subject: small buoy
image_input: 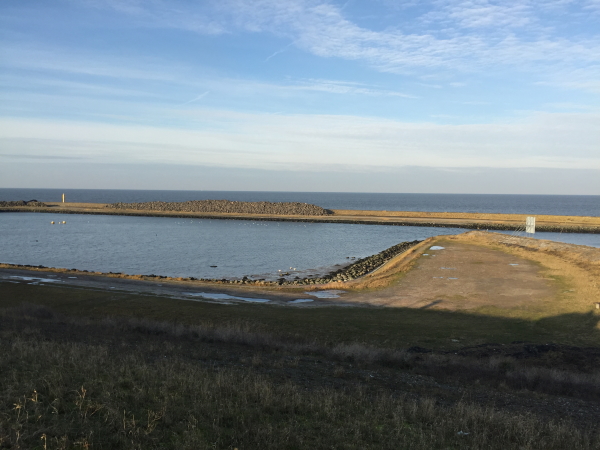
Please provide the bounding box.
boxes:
[51,221,55,224]
[62,221,66,224]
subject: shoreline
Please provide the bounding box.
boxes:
[0,239,423,289]
[2,202,600,233]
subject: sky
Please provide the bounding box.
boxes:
[1,0,599,194]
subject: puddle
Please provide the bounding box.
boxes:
[433,277,444,279]
[306,290,346,299]
[110,287,115,289]
[509,264,519,266]
[430,246,445,250]
[289,299,314,304]
[448,277,459,280]
[422,253,429,256]
[10,276,61,283]
[187,292,270,303]
[440,267,456,270]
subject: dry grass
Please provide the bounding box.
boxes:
[332,209,600,226]
[1,304,598,450]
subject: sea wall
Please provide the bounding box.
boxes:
[108,200,332,216]
[2,203,599,233]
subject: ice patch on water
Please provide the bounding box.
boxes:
[306,290,345,299]
[187,292,270,303]
[10,276,60,283]
[430,246,445,250]
[289,299,314,304]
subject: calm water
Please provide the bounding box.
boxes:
[0,213,465,279]
[2,188,599,216]
[1,213,598,279]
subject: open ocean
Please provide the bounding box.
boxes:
[1,189,599,279]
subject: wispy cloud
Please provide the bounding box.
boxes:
[291,78,417,97]
[2,111,598,171]
[80,0,600,92]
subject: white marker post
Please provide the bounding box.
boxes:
[62,193,65,203]
[526,216,536,234]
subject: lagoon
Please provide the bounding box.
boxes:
[1,212,599,280]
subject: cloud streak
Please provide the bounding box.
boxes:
[2,111,598,172]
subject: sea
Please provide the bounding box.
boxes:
[1,189,599,280]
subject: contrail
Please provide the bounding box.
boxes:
[265,42,294,62]
[180,91,209,105]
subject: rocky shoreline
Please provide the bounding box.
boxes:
[108,200,332,216]
[0,240,421,288]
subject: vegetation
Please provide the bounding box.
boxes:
[1,281,600,449]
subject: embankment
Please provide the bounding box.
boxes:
[1,200,600,233]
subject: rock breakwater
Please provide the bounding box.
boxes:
[0,200,46,207]
[108,200,332,216]
[135,239,420,285]
[155,239,420,286]
[275,240,421,286]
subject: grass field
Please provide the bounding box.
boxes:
[2,281,599,349]
[2,280,600,449]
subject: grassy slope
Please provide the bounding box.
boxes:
[2,304,599,450]
[2,281,599,349]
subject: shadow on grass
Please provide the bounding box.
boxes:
[1,280,599,350]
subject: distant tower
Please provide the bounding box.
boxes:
[62,193,65,203]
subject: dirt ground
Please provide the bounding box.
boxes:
[347,240,556,310]
[341,231,600,316]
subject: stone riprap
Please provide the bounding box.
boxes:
[107,200,332,216]
[0,200,47,207]
[275,239,421,286]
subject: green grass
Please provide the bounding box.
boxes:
[2,282,599,349]
[2,305,598,450]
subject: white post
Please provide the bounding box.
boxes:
[526,216,536,234]
[62,193,65,203]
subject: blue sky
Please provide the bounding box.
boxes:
[1,0,599,194]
